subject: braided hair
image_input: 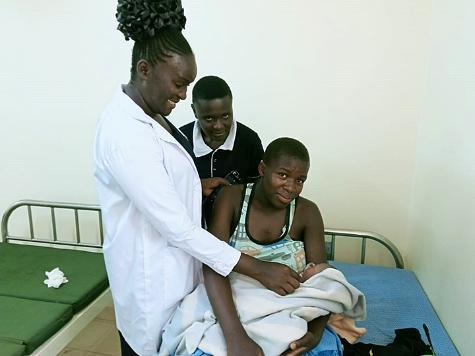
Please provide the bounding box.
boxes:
[116,0,193,80]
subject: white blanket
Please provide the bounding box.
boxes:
[159,268,366,356]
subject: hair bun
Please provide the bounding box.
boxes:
[116,0,186,41]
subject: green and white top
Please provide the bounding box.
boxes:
[229,183,307,273]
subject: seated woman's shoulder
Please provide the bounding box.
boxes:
[219,183,245,199]
[295,196,324,228]
[227,183,245,192]
[296,196,322,214]
[214,184,245,213]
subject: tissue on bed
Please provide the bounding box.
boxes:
[44,267,68,288]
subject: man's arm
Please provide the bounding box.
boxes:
[300,198,328,265]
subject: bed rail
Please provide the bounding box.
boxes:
[324,228,404,268]
[1,200,404,268]
[1,199,103,249]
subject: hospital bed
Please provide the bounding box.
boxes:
[0,200,110,356]
[325,229,459,355]
[0,200,459,355]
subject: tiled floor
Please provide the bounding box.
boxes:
[58,306,121,356]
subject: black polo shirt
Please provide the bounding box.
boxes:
[179,121,264,182]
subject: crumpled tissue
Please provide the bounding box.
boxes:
[44,267,68,288]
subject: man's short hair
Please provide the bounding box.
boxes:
[192,75,232,103]
[263,137,310,166]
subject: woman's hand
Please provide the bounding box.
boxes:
[282,314,329,355]
[253,260,301,295]
[281,331,319,356]
[227,335,264,356]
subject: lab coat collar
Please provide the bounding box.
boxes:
[114,86,186,143]
[114,86,195,163]
[192,119,237,157]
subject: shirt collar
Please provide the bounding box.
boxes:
[192,120,237,157]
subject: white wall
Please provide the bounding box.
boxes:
[0,0,431,265]
[2,0,473,352]
[407,1,475,354]
[0,1,129,207]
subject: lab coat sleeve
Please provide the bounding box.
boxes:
[103,128,240,277]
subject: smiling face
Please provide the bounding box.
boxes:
[192,95,233,150]
[138,53,197,117]
[258,155,309,209]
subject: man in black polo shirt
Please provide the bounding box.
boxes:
[180,76,264,221]
[180,75,264,182]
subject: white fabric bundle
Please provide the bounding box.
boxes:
[44,267,68,288]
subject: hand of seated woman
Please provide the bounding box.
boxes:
[227,333,264,356]
[281,331,318,356]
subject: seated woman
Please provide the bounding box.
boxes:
[159,138,365,356]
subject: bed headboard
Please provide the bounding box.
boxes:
[1,200,103,251]
[324,228,404,268]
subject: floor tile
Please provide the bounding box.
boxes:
[95,306,116,322]
[60,306,120,355]
[58,348,89,356]
[91,326,121,355]
[68,319,115,351]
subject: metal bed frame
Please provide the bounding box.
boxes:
[1,200,111,356]
[324,228,404,268]
[1,200,404,354]
[1,200,104,248]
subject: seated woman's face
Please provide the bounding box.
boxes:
[259,155,309,209]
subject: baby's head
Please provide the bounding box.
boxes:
[300,262,330,281]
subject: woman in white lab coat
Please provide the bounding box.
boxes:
[94,1,300,355]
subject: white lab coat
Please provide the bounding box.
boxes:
[94,88,241,355]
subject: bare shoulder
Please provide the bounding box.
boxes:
[296,196,321,216]
[209,184,246,237]
[294,196,324,228]
[218,184,244,200]
[214,184,245,211]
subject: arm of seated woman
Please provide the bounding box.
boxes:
[284,197,332,354]
[204,185,263,355]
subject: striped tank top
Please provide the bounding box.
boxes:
[229,183,306,273]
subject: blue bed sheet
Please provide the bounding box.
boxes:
[331,262,459,356]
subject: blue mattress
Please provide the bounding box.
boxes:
[332,262,459,356]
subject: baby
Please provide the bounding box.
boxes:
[301,262,367,344]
